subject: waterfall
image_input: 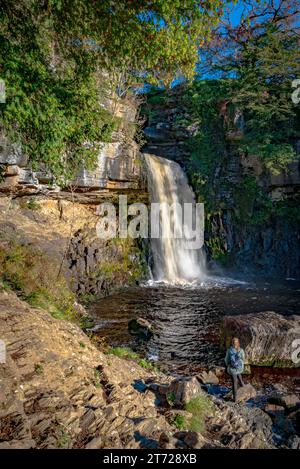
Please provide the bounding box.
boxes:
[144,153,206,284]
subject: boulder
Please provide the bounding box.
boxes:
[182,431,206,449]
[287,435,300,449]
[128,317,154,339]
[269,393,299,410]
[3,165,20,177]
[226,383,257,403]
[165,377,205,406]
[236,384,256,402]
[220,311,300,367]
[212,366,226,378]
[85,436,102,449]
[264,403,285,416]
[287,408,300,433]
[158,431,184,449]
[197,370,219,385]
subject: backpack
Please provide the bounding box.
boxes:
[229,348,242,370]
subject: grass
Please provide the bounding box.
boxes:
[93,369,102,388]
[26,199,41,211]
[0,238,78,323]
[184,396,215,434]
[172,414,186,430]
[106,346,158,370]
[18,197,41,211]
[34,363,44,375]
[56,426,71,449]
[167,391,176,407]
[106,346,139,361]
[79,316,94,330]
[137,359,157,370]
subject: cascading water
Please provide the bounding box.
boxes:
[144,153,206,284]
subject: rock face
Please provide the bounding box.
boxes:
[68,228,147,296]
[220,312,300,367]
[0,96,146,196]
[143,87,300,278]
[0,196,147,298]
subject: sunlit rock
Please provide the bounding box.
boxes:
[220,311,300,367]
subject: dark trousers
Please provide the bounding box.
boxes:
[231,373,244,401]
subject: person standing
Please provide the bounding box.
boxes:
[225,337,245,402]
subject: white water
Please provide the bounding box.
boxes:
[144,153,206,284]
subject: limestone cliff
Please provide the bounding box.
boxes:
[0,93,149,299]
[0,94,146,195]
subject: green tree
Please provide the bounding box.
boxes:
[198,0,300,174]
[0,0,229,182]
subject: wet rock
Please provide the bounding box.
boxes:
[165,377,205,406]
[128,317,154,339]
[220,312,300,367]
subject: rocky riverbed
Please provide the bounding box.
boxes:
[1,290,299,449]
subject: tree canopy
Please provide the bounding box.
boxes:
[196,0,300,175]
[0,0,230,182]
